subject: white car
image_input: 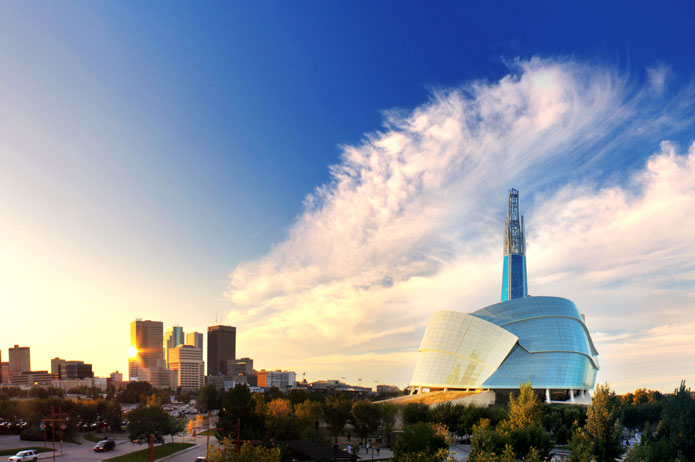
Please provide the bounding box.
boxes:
[8,450,39,462]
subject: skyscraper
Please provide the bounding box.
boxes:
[164,325,185,367]
[207,325,236,376]
[186,332,203,349]
[129,319,165,380]
[501,188,528,301]
[8,345,30,372]
[169,344,204,390]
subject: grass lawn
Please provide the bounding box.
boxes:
[0,447,55,456]
[104,442,195,462]
[196,429,218,437]
[83,433,102,443]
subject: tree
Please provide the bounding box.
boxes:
[583,384,623,462]
[198,384,221,412]
[217,384,265,440]
[127,404,180,443]
[398,448,454,462]
[323,395,352,444]
[104,398,122,432]
[403,403,430,425]
[655,380,695,462]
[119,381,154,404]
[295,400,321,439]
[207,438,282,462]
[393,422,448,461]
[351,400,381,443]
[266,398,295,440]
[503,382,541,430]
[379,403,399,445]
[568,430,593,462]
[469,419,505,462]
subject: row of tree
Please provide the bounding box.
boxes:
[211,384,399,444]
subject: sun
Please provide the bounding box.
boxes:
[128,346,138,358]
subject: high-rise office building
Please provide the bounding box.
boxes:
[129,319,165,381]
[50,357,92,379]
[186,332,203,350]
[8,345,30,373]
[164,326,185,367]
[501,188,528,301]
[169,345,204,391]
[51,358,65,376]
[207,325,236,375]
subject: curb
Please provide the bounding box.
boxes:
[155,443,201,462]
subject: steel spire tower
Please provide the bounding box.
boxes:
[501,188,528,301]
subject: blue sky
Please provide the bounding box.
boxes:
[0,2,693,392]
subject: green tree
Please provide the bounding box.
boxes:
[379,403,399,445]
[398,448,454,462]
[351,400,381,443]
[568,429,593,462]
[207,438,282,462]
[583,384,623,462]
[469,419,505,462]
[127,404,180,443]
[295,399,322,439]
[198,384,221,412]
[393,422,448,461]
[503,383,541,430]
[217,384,265,440]
[104,398,122,432]
[119,381,154,404]
[403,403,431,425]
[323,395,352,445]
[656,380,695,462]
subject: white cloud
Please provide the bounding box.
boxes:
[225,57,695,392]
[646,63,670,95]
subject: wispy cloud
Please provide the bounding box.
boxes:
[225,57,695,391]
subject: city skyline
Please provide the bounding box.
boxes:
[1,3,694,393]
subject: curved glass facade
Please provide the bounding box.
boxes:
[410,297,599,391]
[410,311,518,389]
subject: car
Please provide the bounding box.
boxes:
[93,439,116,452]
[8,450,38,462]
[195,457,207,462]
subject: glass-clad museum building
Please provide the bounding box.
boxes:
[409,190,599,401]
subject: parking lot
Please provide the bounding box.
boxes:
[0,434,208,461]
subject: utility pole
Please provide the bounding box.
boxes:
[41,405,68,462]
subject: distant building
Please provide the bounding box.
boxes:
[51,358,93,380]
[0,362,8,384]
[376,384,401,394]
[53,377,108,392]
[110,371,123,382]
[51,358,65,376]
[186,332,203,350]
[9,370,57,386]
[164,326,185,367]
[140,367,177,389]
[129,319,165,381]
[308,380,372,394]
[169,345,204,391]
[227,357,254,376]
[257,370,296,389]
[9,345,30,373]
[207,325,236,375]
[61,362,94,380]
